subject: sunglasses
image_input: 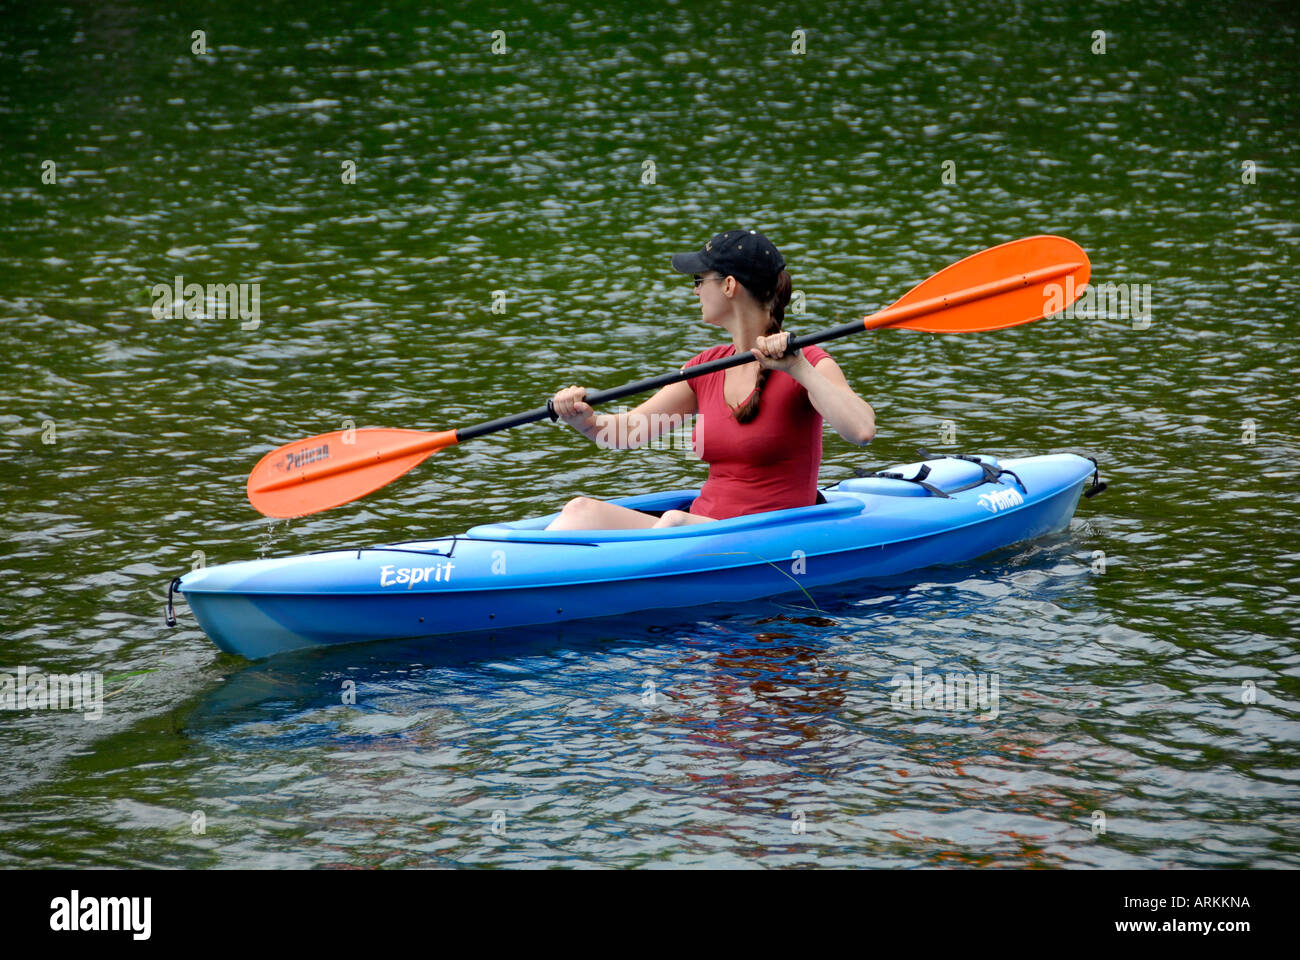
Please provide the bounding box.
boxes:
[692,274,727,289]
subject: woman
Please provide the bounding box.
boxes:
[546,229,876,531]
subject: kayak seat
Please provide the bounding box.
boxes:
[831,455,998,497]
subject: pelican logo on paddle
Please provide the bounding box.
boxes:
[977,488,1024,513]
[282,443,330,472]
[380,562,455,588]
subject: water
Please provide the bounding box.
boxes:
[0,0,1296,867]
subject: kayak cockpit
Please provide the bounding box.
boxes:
[464,490,867,543]
[463,457,1005,542]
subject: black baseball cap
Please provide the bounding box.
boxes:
[671,229,786,298]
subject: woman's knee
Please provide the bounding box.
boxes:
[547,496,598,531]
[560,496,599,516]
[549,496,659,531]
[654,509,691,528]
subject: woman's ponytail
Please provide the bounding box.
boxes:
[733,269,793,424]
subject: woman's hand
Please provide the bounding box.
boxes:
[751,331,806,372]
[552,385,597,434]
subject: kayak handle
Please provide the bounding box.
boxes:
[164,576,182,627]
[1083,457,1107,498]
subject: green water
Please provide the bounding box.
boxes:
[0,0,1296,867]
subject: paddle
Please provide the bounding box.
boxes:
[247,234,1090,517]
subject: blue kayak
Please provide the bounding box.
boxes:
[173,453,1101,659]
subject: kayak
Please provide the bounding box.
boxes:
[172,452,1102,660]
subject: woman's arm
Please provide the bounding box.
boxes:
[553,379,698,449]
[791,356,876,445]
[751,332,875,445]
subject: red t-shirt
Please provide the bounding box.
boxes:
[684,343,832,520]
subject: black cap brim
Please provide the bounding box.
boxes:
[671,251,710,274]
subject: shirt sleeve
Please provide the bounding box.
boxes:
[802,344,831,367]
[682,345,728,395]
[682,346,722,369]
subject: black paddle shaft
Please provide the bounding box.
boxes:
[455,319,866,443]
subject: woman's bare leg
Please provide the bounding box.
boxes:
[545,496,660,531]
[652,509,716,528]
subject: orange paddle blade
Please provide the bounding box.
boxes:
[868,235,1091,333]
[247,428,458,518]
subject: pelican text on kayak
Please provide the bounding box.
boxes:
[977,488,1025,513]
